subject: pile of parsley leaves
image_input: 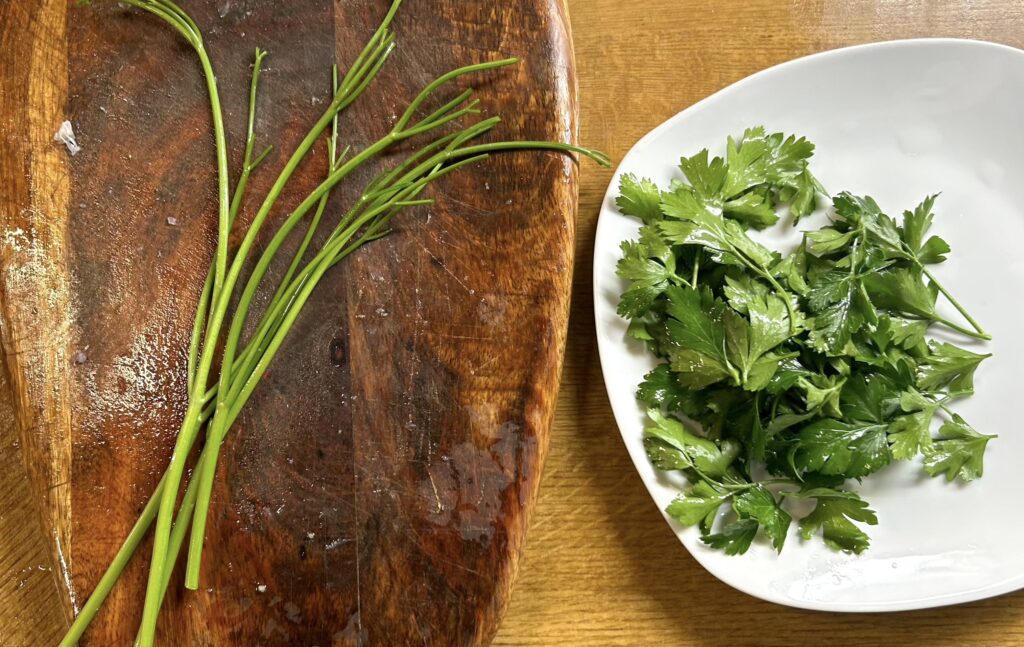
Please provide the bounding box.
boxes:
[616,127,994,555]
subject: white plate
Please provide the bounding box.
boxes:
[593,39,1024,612]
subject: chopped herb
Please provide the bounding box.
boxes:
[616,128,992,555]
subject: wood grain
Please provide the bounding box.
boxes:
[493,1,1024,645]
[0,0,578,644]
[0,0,76,624]
[0,368,68,646]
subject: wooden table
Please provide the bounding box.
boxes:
[493,1,1024,645]
[3,1,1024,646]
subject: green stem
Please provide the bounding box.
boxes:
[921,266,990,339]
[140,30,399,636]
[57,474,166,647]
[187,49,269,394]
[131,464,201,647]
[184,68,345,588]
[195,46,231,315]
[186,269,213,394]
[139,24,233,647]
[933,316,992,341]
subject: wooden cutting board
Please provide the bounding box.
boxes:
[0,0,579,644]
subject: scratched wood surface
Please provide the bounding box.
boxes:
[0,0,578,645]
[493,1,1024,645]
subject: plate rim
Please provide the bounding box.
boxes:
[592,36,1024,613]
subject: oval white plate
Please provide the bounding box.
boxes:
[593,39,1024,612]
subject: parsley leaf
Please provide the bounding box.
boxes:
[724,189,779,229]
[863,267,939,320]
[922,414,995,482]
[663,285,736,388]
[636,364,690,411]
[900,195,950,265]
[616,238,677,317]
[678,148,727,201]
[660,190,777,269]
[733,485,792,552]
[795,488,878,554]
[615,129,994,556]
[616,173,663,224]
[703,518,759,555]
[915,341,991,395]
[887,406,936,460]
[666,480,729,533]
[840,373,901,424]
[643,408,739,478]
[806,269,877,355]
[795,418,892,479]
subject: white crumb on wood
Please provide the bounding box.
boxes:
[54,120,81,156]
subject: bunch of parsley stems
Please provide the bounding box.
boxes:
[59,1,609,645]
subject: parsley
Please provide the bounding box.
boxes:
[615,128,994,555]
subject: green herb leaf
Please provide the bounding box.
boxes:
[733,485,791,552]
[915,341,991,395]
[616,237,677,317]
[887,407,936,460]
[616,173,663,225]
[806,270,876,355]
[900,195,950,265]
[795,418,892,479]
[863,267,939,320]
[678,149,727,201]
[840,373,901,424]
[806,227,856,256]
[796,488,878,554]
[789,169,823,222]
[663,285,736,388]
[637,364,689,411]
[643,408,738,477]
[724,189,779,229]
[666,480,729,533]
[660,191,777,269]
[923,414,995,482]
[703,518,760,555]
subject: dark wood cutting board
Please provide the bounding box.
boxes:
[0,0,579,644]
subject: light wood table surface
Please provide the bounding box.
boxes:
[494,1,1024,645]
[3,2,1024,646]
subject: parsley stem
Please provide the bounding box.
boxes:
[720,236,799,333]
[123,2,235,642]
[187,49,269,395]
[920,266,990,339]
[142,11,403,619]
[932,316,991,341]
[184,67,347,588]
[57,443,206,647]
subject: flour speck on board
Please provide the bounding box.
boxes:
[53,120,82,156]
